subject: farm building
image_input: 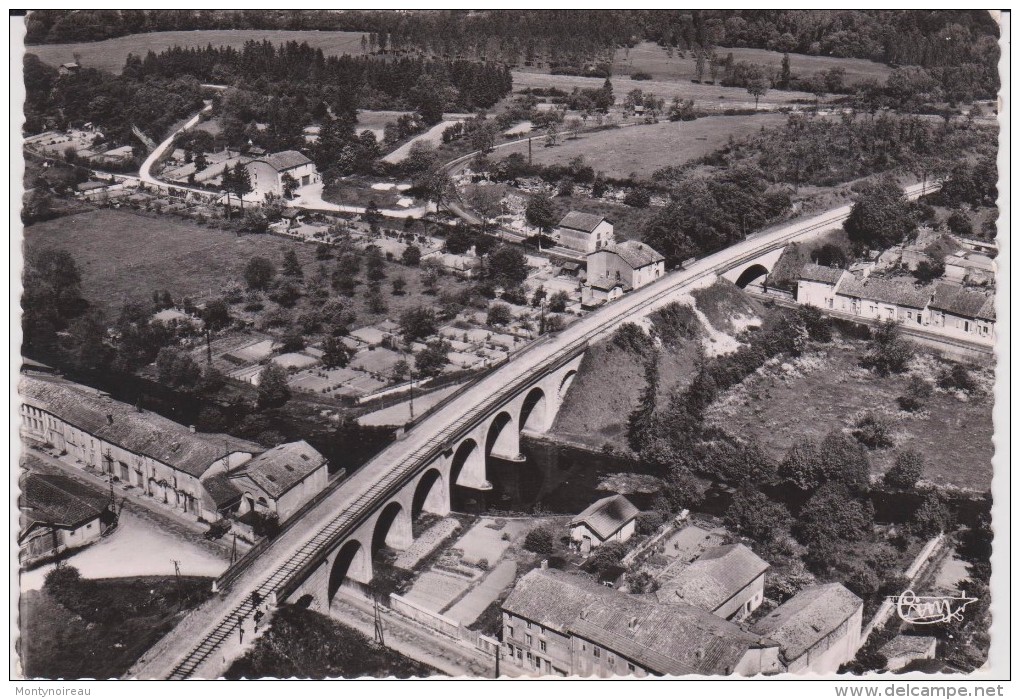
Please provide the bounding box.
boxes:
[19,472,115,566]
[796,263,852,309]
[569,494,638,553]
[227,440,329,522]
[751,583,863,674]
[554,211,615,254]
[943,252,995,285]
[586,241,665,292]
[927,284,996,343]
[244,150,319,200]
[502,568,783,678]
[19,373,263,523]
[880,635,938,671]
[655,543,768,621]
[581,276,627,308]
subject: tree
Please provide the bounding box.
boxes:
[322,336,352,369]
[486,302,513,326]
[229,162,252,210]
[797,483,875,548]
[281,249,303,278]
[399,307,437,343]
[156,347,202,391]
[366,284,387,313]
[864,320,915,376]
[244,256,276,290]
[414,339,450,377]
[486,244,529,288]
[844,179,918,250]
[200,299,231,331]
[588,541,627,577]
[391,276,406,296]
[257,361,291,408]
[898,375,933,412]
[797,304,832,342]
[401,244,422,267]
[725,487,793,545]
[468,185,503,233]
[281,173,298,199]
[910,489,952,538]
[912,259,945,284]
[548,290,570,313]
[779,53,791,88]
[363,200,382,232]
[523,527,554,554]
[416,168,456,212]
[852,412,894,449]
[747,78,768,110]
[938,364,978,392]
[884,451,924,490]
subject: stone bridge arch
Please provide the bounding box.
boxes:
[519,386,548,434]
[733,263,770,289]
[411,467,449,521]
[371,500,412,554]
[327,539,371,606]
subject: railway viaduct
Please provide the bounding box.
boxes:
[129,182,933,680]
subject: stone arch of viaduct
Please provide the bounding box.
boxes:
[291,355,584,612]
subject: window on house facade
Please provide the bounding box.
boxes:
[540,640,547,652]
[593,646,601,658]
[525,633,532,646]
[508,626,514,639]
[628,662,636,673]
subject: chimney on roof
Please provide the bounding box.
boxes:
[540,559,548,570]
[107,414,114,425]
[579,608,588,620]
[628,616,639,631]
[189,425,196,433]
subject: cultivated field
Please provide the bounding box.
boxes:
[512,71,816,110]
[22,209,467,322]
[355,109,413,141]
[611,41,893,85]
[704,342,994,492]
[499,113,788,179]
[27,29,367,74]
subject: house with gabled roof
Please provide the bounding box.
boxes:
[555,211,615,254]
[928,283,996,343]
[751,582,863,674]
[569,494,638,553]
[244,149,319,200]
[587,240,665,292]
[226,440,328,522]
[655,543,769,621]
[19,472,115,566]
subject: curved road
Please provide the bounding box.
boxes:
[128,182,931,679]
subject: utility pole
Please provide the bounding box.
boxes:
[494,644,500,679]
[373,593,386,647]
[528,137,532,165]
[171,559,183,611]
[230,533,238,565]
[408,366,415,422]
[205,328,213,365]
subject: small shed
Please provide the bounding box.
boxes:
[569,494,638,554]
[881,635,938,671]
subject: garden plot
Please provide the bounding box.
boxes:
[338,374,387,397]
[351,347,403,376]
[394,518,461,570]
[443,560,517,626]
[274,352,319,371]
[402,571,473,612]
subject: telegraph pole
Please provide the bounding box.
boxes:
[494,644,500,679]
[171,559,183,611]
[373,593,386,647]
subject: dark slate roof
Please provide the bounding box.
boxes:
[570,494,639,540]
[572,593,778,676]
[228,440,326,499]
[559,211,608,233]
[587,275,629,292]
[751,583,862,661]
[600,241,665,269]
[502,568,616,633]
[880,635,937,659]
[201,472,243,509]
[930,284,995,321]
[835,277,933,309]
[20,375,263,478]
[259,150,313,172]
[21,473,109,533]
[656,544,769,611]
[799,262,847,285]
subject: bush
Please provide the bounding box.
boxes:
[884,451,924,490]
[635,511,665,536]
[898,376,933,412]
[588,541,628,576]
[630,71,652,81]
[523,526,554,554]
[852,412,894,449]
[938,364,978,392]
[623,188,652,208]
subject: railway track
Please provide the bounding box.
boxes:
[162,184,932,679]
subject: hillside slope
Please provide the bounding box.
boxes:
[551,278,763,451]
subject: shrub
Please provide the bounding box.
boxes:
[623,188,652,208]
[938,364,978,392]
[852,412,894,449]
[635,510,665,536]
[523,527,554,554]
[898,376,933,412]
[884,451,924,490]
[588,541,628,576]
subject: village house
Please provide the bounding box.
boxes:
[927,283,996,343]
[587,240,665,291]
[655,543,769,621]
[880,635,938,671]
[751,583,863,674]
[554,211,615,254]
[58,61,80,76]
[795,263,995,345]
[953,236,997,257]
[502,568,783,678]
[226,440,329,522]
[581,275,627,308]
[244,150,319,200]
[943,252,995,285]
[19,373,263,523]
[19,472,115,567]
[569,494,638,554]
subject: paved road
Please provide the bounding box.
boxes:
[126,182,931,679]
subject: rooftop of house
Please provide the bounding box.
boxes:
[880,635,937,659]
[200,472,243,509]
[570,494,639,540]
[930,284,995,321]
[20,473,110,536]
[587,275,630,292]
[20,374,263,478]
[503,568,617,634]
[751,583,862,662]
[799,262,848,285]
[835,276,933,309]
[558,211,609,233]
[572,592,779,676]
[944,253,995,273]
[656,543,769,611]
[228,440,326,499]
[255,150,313,172]
[597,240,665,269]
